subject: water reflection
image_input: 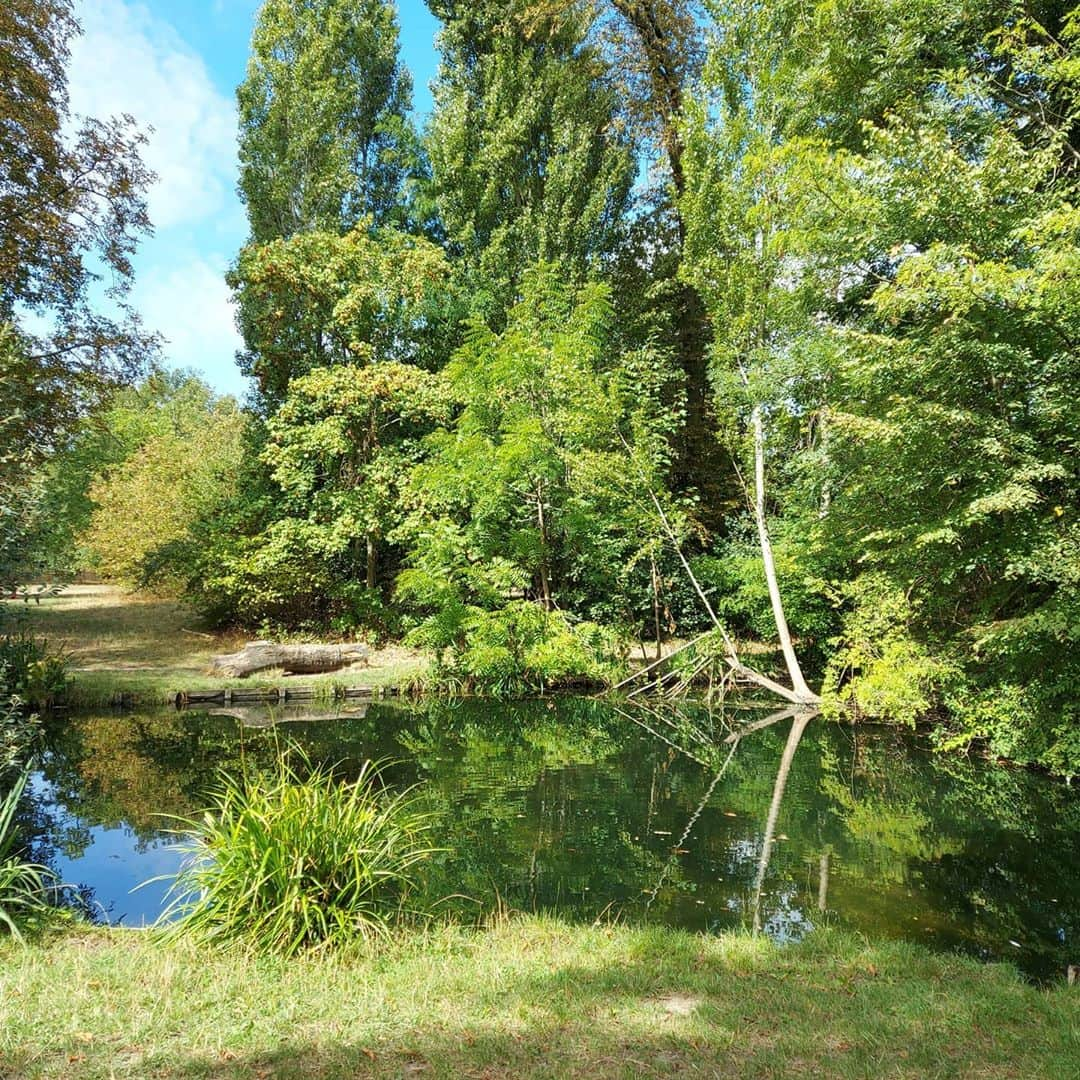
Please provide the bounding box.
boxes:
[751,709,815,934]
[21,698,1080,978]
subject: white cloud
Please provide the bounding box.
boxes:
[133,255,247,394]
[69,0,237,230]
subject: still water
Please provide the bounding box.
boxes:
[23,698,1080,979]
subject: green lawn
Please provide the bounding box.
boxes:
[1,919,1077,1078]
[5,584,428,707]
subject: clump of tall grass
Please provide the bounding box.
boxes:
[158,754,435,955]
[0,766,52,940]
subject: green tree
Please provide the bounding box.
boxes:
[198,228,450,630]
[237,0,416,243]
[810,19,1080,765]
[685,1,1080,760]
[397,265,677,688]
[531,1,737,518]
[234,0,422,407]
[681,0,838,702]
[261,362,452,615]
[15,369,238,578]
[229,223,448,404]
[425,0,634,324]
[0,0,156,581]
[82,379,248,591]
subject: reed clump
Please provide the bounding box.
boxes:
[0,767,52,940]
[159,753,434,955]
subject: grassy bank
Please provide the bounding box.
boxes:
[4,585,429,707]
[1,919,1077,1078]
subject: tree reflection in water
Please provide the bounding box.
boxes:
[21,697,1080,978]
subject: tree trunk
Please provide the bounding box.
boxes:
[210,642,370,678]
[674,281,730,531]
[651,555,663,659]
[208,703,371,727]
[750,403,820,704]
[536,482,553,610]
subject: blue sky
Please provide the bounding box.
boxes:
[69,0,441,397]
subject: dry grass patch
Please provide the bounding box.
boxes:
[5,584,429,706]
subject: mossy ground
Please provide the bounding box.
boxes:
[5,584,428,707]
[1,918,1078,1078]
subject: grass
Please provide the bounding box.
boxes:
[160,756,434,955]
[2,585,429,707]
[0,918,1077,1078]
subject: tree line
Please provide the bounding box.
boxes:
[3,0,1078,769]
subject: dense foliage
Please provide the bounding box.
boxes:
[5,0,1079,764]
[680,0,1080,766]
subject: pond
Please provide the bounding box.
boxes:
[22,697,1080,980]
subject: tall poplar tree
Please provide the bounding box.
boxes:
[601,1,719,509]
[424,0,634,324]
[233,0,420,403]
[527,0,731,523]
[237,0,415,243]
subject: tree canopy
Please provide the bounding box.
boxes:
[8,0,1080,769]
[0,0,155,583]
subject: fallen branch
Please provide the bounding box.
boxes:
[726,659,808,705]
[609,631,713,693]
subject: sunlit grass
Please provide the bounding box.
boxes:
[8,584,429,706]
[1,918,1078,1078]
[155,754,436,955]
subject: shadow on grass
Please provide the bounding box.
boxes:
[25,934,1080,1080]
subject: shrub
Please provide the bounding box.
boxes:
[821,575,954,726]
[408,600,626,695]
[0,766,53,941]
[158,755,434,955]
[0,635,67,708]
[0,690,40,779]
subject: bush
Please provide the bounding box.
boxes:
[158,755,434,955]
[693,531,836,651]
[0,635,67,708]
[0,691,40,779]
[328,582,400,641]
[407,600,627,695]
[821,575,953,726]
